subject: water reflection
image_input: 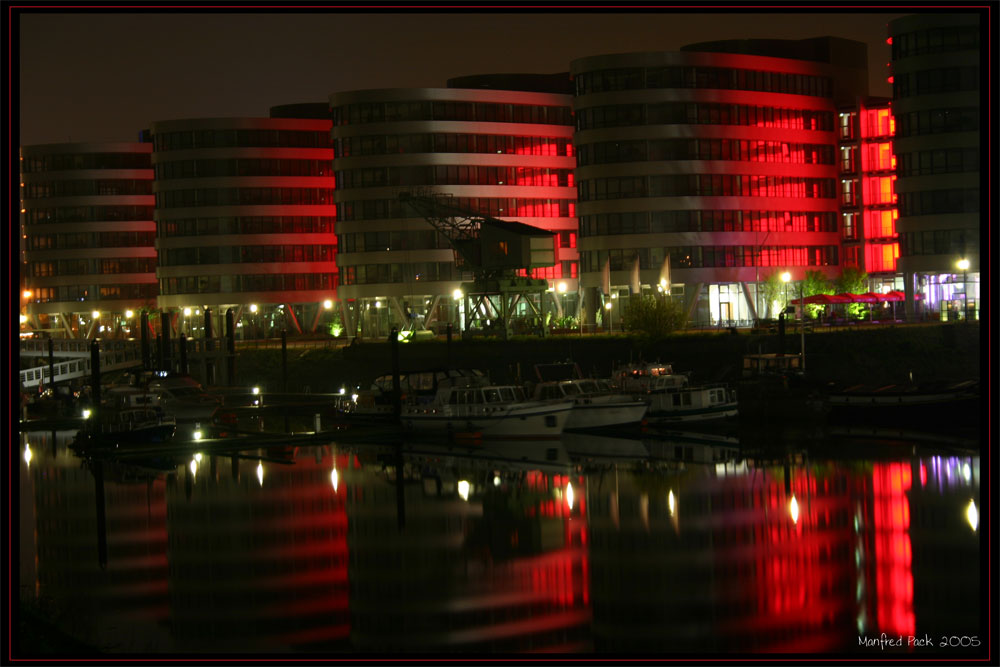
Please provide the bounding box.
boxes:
[17,430,981,656]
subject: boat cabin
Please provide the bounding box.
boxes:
[742,353,803,378]
[446,386,527,405]
[536,379,612,400]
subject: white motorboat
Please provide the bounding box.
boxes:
[532,378,648,431]
[402,378,573,439]
[614,363,738,423]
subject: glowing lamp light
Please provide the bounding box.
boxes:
[660,278,667,288]
[183,307,192,317]
[323,299,333,309]
[457,480,470,501]
[24,444,32,466]
[668,489,676,517]
[330,468,339,492]
[339,387,346,395]
[962,463,971,483]
[252,386,260,395]
[566,481,574,510]
[374,300,381,308]
[249,304,258,313]
[557,281,567,293]
[966,500,978,531]
[193,430,203,441]
[351,393,359,402]
[82,409,92,420]
[20,315,27,324]
[789,495,800,524]
[194,453,203,462]
[780,272,791,283]
[125,310,134,318]
[493,475,501,487]
[189,459,198,476]
[957,258,970,271]
[91,310,101,319]
[257,462,264,486]
[452,289,463,301]
[604,302,613,311]
[23,290,32,299]
[610,292,618,299]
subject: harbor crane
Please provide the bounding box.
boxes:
[399,192,557,338]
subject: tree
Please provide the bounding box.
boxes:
[836,267,870,320]
[760,272,786,319]
[802,270,834,319]
[621,295,687,336]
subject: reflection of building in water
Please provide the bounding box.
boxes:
[907,457,980,639]
[587,459,860,652]
[165,447,350,651]
[21,434,171,652]
[346,457,591,652]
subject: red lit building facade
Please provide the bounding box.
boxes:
[838,98,900,289]
[150,104,338,338]
[20,142,157,338]
[571,38,869,326]
[329,75,577,337]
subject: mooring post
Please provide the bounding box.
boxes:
[179,333,188,375]
[160,312,171,372]
[446,323,453,371]
[89,338,101,429]
[225,308,236,386]
[140,311,150,370]
[48,337,55,390]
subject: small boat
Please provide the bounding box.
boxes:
[402,376,574,439]
[826,379,980,427]
[614,362,738,423]
[532,378,648,431]
[82,388,177,446]
[146,374,222,421]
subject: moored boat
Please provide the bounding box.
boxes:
[402,379,574,439]
[532,378,648,431]
[614,362,738,423]
[82,388,177,446]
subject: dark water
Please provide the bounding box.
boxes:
[16,429,983,657]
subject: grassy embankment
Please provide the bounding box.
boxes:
[234,323,981,394]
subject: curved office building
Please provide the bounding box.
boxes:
[330,76,577,338]
[150,107,337,338]
[889,14,980,321]
[20,142,156,338]
[571,38,868,326]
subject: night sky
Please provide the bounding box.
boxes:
[17,9,908,146]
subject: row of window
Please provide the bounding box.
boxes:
[892,26,980,59]
[154,158,332,180]
[335,133,573,158]
[579,210,837,237]
[899,228,978,257]
[338,230,451,254]
[20,152,150,173]
[159,245,336,266]
[28,257,157,277]
[160,272,338,295]
[158,216,336,237]
[27,231,155,250]
[896,147,979,177]
[339,262,465,285]
[841,210,897,241]
[28,284,158,302]
[894,108,979,138]
[893,67,979,99]
[23,179,152,199]
[898,188,979,217]
[155,188,333,208]
[153,130,332,151]
[576,102,833,132]
[337,165,575,189]
[332,101,573,127]
[23,205,154,225]
[337,197,575,221]
[576,138,834,166]
[575,66,832,97]
[580,244,839,271]
[577,175,836,201]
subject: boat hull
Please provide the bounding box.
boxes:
[646,404,739,423]
[564,400,648,430]
[402,402,573,439]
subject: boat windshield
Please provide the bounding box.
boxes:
[596,380,612,393]
[499,387,516,402]
[483,388,502,403]
[513,387,526,402]
[560,382,582,396]
[577,380,600,394]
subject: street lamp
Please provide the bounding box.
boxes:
[957,258,970,321]
[780,272,791,313]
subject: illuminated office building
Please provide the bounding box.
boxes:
[150,104,338,338]
[20,142,156,338]
[330,75,577,337]
[889,14,981,321]
[571,38,869,326]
